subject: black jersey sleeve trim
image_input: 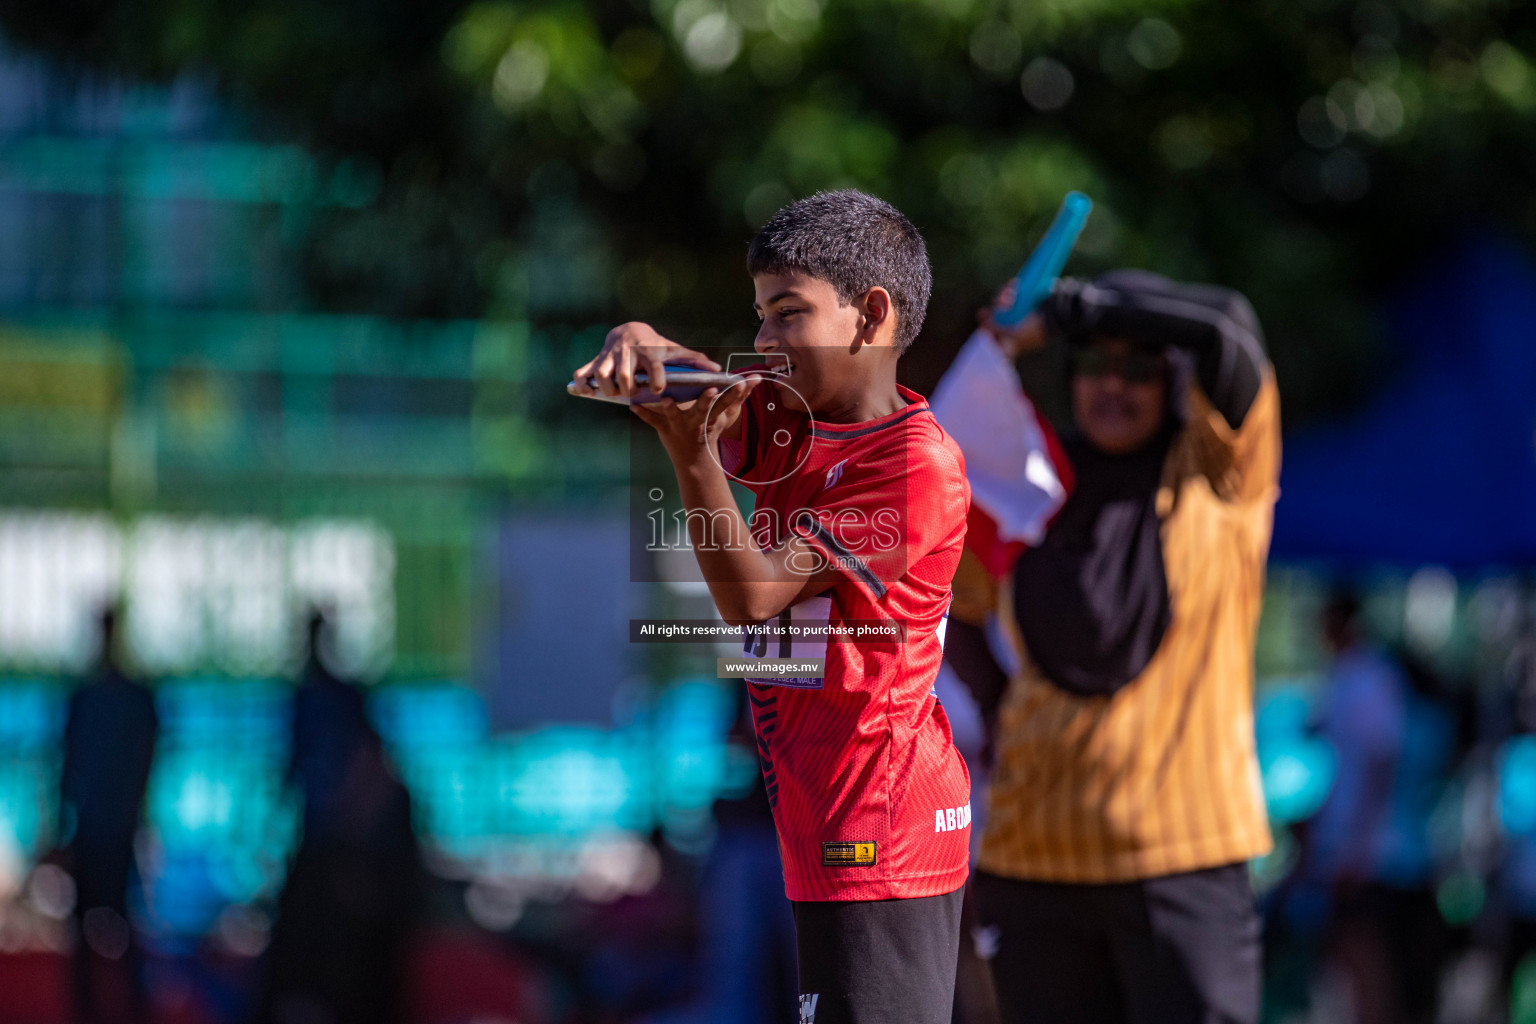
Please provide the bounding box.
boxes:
[807,405,928,440]
[792,510,889,599]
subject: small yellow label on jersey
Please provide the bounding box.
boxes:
[822,841,877,867]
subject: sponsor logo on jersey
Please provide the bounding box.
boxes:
[799,993,819,1023]
[822,841,877,867]
[934,803,972,833]
[824,459,848,489]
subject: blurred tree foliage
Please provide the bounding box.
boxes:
[4,0,1534,419]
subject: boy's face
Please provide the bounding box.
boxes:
[752,271,882,411]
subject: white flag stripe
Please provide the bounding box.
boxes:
[930,330,1068,545]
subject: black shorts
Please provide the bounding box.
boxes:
[974,864,1261,1024]
[792,885,965,1024]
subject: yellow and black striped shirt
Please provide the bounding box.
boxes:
[965,375,1280,883]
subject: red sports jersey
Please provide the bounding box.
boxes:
[724,378,972,901]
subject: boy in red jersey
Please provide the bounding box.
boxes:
[572,191,971,1024]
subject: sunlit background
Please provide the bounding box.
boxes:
[0,0,1532,1020]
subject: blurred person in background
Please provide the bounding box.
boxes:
[932,663,1005,1024]
[258,609,424,1024]
[1305,589,1457,1024]
[940,271,1277,1024]
[60,604,158,1024]
[1497,592,1536,1019]
[641,686,797,1024]
[283,609,375,844]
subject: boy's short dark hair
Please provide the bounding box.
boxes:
[746,190,932,352]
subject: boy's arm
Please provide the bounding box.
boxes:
[573,321,748,443]
[673,453,845,625]
[632,390,843,625]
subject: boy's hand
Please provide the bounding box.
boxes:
[631,380,761,466]
[572,322,721,398]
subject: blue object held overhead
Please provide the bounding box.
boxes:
[992,191,1094,327]
[1272,235,1536,566]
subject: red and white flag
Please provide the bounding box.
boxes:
[929,330,1072,579]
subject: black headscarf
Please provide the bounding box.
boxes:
[1012,422,1175,697]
